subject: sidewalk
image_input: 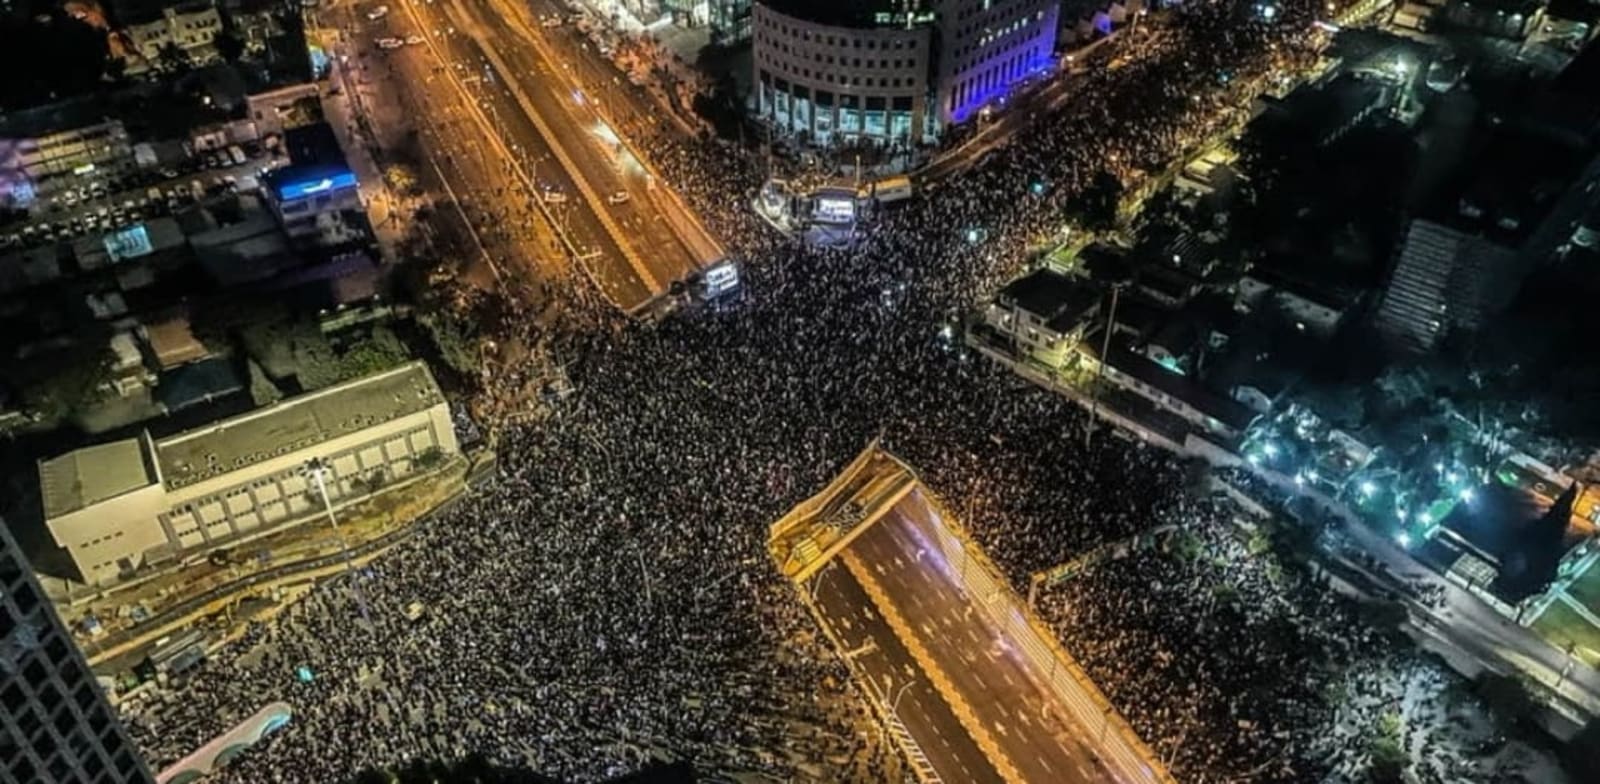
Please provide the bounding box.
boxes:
[323,40,408,266]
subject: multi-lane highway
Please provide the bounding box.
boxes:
[808,560,1007,784]
[847,504,1115,784]
[336,0,719,310]
[386,0,717,311]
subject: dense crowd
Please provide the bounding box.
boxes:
[1037,502,1535,784]
[119,2,1377,782]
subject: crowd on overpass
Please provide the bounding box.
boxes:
[117,0,1413,782]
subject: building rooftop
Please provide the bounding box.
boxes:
[996,267,1086,319]
[1427,481,1577,603]
[1086,332,1259,433]
[39,438,157,519]
[154,361,445,490]
[1136,264,1202,302]
[282,122,346,167]
[0,94,121,140]
[1446,127,1588,245]
[757,0,927,29]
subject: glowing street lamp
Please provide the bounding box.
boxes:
[1396,531,1413,548]
[1360,480,1377,498]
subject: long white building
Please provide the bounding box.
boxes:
[39,362,459,586]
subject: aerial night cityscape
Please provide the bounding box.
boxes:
[0,0,1598,781]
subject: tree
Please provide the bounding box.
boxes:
[247,359,283,406]
[214,30,245,63]
[155,41,192,74]
[15,341,114,425]
[1077,170,1124,232]
[338,326,410,379]
[417,311,481,378]
[1477,672,1537,730]
[384,163,420,197]
[1561,719,1600,783]
[1365,711,1406,783]
[415,447,444,471]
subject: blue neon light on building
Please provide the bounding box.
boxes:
[276,170,358,201]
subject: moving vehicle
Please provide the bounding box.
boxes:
[405,34,425,45]
[606,191,630,205]
[376,37,405,49]
[367,4,389,19]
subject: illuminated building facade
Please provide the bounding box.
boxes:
[38,362,459,586]
[751,0,1056,147]
[261,123,366,247]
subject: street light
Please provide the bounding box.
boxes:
[302,457,372,627]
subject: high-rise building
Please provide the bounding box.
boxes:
[751,0,1057,148]
[0,523,154,784]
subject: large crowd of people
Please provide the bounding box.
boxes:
[116,1,1418,782]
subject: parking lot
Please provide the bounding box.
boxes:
[1,143,286,254]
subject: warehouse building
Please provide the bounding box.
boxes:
[38,362,459,586]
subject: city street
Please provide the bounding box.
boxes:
[335,0,652,307]
[846,503,1118,784]
[808,560,1005,784]
[407,0,721,308]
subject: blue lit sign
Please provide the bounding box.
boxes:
[103,224,153,262]
[277,171,357,201]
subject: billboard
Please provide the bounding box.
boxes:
[276,170,357,201]
[103,224,153,262]
[813,197,856,224]
[703,261,740,297]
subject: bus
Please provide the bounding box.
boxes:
[868,176,915,204]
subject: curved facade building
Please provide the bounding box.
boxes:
[753,1,936,148]
[751,0,1058,147]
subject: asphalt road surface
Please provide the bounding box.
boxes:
[443,0,718,306]
[362,0,655,307]
[848,505,1117,784]
[809,560,1006,784]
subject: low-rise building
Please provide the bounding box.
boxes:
[118,0,226,74]
[1375,124,1600,355]
[0,99,134,210]
[262,123,366,248]
[1236,267,1354,338]
[39,362,459,585]
[982,267,1101,368]
[1080,335,1259,442]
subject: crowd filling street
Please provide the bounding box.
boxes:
[115,1,1531,782]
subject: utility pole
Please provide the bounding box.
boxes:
[1084,283,1122,449]
[302,457,371,628]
